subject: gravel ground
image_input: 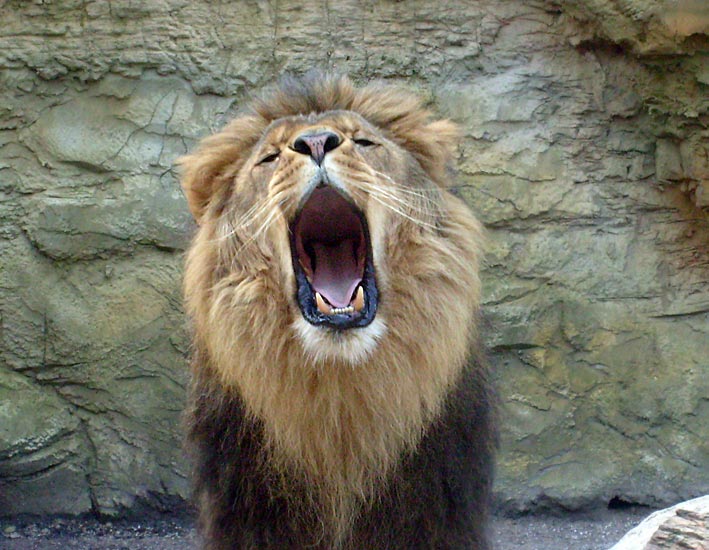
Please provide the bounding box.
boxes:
[0,508,651,550]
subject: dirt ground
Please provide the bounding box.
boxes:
[0,508,651,550]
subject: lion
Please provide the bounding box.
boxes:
[179,74,495,550]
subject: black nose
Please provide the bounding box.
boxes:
[291,131,341,165]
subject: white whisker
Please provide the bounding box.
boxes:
[347,174,440,229]
[237,202,283,250]
[365,192,438,230]
[370,169,433,198]
[369,185,436,215]
[231,197,277,234]
[211,194,286,258]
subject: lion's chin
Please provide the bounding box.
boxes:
[293,316,387,365]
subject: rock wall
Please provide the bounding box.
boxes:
[1,0,707,516]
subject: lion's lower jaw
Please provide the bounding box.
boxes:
[293,316,388,365]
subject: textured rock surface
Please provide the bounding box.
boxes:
[0,0,707,517]
[610,495,709,549]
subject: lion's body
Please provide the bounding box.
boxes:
[180,75,495,549]
[188,351,493,550]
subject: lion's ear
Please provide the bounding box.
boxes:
[426,119,459,162]
[177,116,260,223]
[415,119,460,186]
[178,152,218,223]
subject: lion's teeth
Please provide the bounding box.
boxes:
[352,285,365,312]
[315,292,331,315]
[315,291,359,316]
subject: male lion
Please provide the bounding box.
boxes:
[179,74,495,550]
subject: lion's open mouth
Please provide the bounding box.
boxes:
[290,185,378,330]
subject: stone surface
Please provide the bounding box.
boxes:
[0,369,91,515]
[610,495,709,549]
[562,0,709,54]
[0,0,707,517]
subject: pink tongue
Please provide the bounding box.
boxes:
[311,239,362,308]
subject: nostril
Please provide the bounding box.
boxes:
[292,137,312,157]
[291,131,341,165]
[323,133,340,154]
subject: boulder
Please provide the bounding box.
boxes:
[610,496,709,550]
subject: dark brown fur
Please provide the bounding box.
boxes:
[188,347,495,549]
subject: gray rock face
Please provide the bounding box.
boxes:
[1,0,707,517]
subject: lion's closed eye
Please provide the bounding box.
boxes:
[257,151,280,165]
[353,137,376,147]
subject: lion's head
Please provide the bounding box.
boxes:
[179,74,483,536]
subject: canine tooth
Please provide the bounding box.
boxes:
[352,286,365,312]
[315,292,331,315]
